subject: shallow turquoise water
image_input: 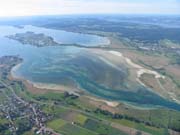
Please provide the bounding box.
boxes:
[0,25,180,111]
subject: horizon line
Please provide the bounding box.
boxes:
[0,13,180,18]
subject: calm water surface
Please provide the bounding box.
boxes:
[0,25,180,110]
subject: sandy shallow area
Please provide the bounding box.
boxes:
[86,96,119,107]
[109,50,165,80]
[88,49,165,86]
[10,63,22,79]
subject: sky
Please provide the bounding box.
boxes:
[0,0,179,17]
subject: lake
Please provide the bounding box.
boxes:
[0,25,180,111]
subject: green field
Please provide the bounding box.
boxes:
[75,114,88,125]
[47,119,97,135]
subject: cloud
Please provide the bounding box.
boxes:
[0,0,179,17]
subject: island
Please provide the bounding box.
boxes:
[7,31,59,47]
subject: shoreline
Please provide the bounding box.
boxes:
[9,60,120,107]
[86,96,119,107]
[10,62,22,80]
[10,62,80,94]
[10,67,122,107]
